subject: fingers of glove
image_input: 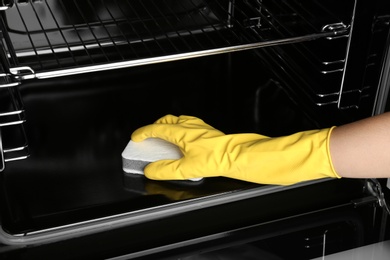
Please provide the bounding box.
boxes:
[153,114,205,125]
[153,114,179,124]
[132,115,206,142]
[131,115,181,142]
[131,125,153,142]
[144,159,190,181]
[178,116,220,131]
[155,114,218,132]
[132,118,224,145]
[131,124,184,146]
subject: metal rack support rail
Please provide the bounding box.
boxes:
[0,78,29,172]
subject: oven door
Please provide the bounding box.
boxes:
[0,177,388,259]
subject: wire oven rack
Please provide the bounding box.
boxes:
[0,0,352,170]
[0,0,349,80]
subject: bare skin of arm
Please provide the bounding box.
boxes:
[330,112,390,179]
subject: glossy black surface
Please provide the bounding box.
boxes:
[0,1,389,258]
[0,51,317,235]
[1,32,386,235]
[0,178,385,259]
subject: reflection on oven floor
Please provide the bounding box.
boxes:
[172,244,283,260]
[311,240,390,260]
[167,240,390,260]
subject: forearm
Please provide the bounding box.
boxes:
[329,112,390,178]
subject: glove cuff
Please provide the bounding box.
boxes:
[326,126,342,179]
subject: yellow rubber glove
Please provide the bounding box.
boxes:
[131,115,341,185]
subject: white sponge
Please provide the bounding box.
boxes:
[121,138,202,182]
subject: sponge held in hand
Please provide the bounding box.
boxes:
[121,138,203,182]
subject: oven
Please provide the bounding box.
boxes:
[0,0,389,259]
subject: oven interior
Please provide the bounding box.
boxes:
[0,0,389,256]
[1,49,324,235]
